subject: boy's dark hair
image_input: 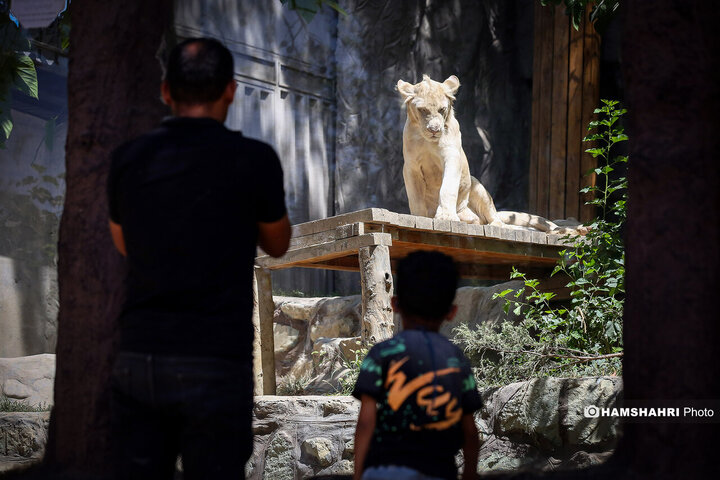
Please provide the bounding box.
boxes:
[396,250,458,321]
[164,38,234,104]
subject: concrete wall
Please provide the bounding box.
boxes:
[0,61,67,357]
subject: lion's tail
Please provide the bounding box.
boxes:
[496,211,558,232]
[497,211,588,235]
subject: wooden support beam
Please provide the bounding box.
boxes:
[359,245,394,345]
[254,266,276,395]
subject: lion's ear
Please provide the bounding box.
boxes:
[442,75,460,96]
[397,79,416,100]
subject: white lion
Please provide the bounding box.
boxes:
[397,74,585,234]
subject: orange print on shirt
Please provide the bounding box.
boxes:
[385,356,463,430]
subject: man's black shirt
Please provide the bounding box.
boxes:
[107,116,286,358]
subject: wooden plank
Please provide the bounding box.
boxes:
[536,4,555,217]
[529,2,543,214]
[391,229,562,263]
[289,222,362,249]
[256,232,393,269]
[566,20,584,220]
[290,208,390,236]
[433,218,452,232]
[451,221,469,235]
[467,224,485,236]
[580,4,601,223]
[550,8,570,220]
[394,213,417,228]
[414,216,434,231]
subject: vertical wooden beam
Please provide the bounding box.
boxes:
[251,272,264,395]
[536,5,555,217]
[580,6,601,222]
[358,245,394,345]
[550,8,570,219]
[565,20,585,220]
[253,266,276,395]
[529,3,543,214]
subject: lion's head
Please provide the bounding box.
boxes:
[397,74,460,142]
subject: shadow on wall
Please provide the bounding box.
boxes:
[0,191,60,358]
[1,101,66,357]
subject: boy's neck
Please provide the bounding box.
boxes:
[401,314,443,332]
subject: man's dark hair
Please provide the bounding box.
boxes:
[396,251,458,321]
[164,38,234,104]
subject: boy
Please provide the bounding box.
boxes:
[353,251,482,480]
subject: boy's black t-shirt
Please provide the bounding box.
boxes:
[352,329,482,479]
[107,116,286,359]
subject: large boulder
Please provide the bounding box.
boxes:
[273,283,521,394]
[0,354,55,408]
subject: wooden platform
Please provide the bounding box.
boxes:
[256,208,570,280]
[252,209,573,395]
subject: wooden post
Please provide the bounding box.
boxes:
[358,245,394,345]
[251,272,264,395]
[253,266,276,395]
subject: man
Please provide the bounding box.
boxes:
[107,38,290,479]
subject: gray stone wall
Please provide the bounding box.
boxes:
[0,62,67,357]
[0,379,621,477]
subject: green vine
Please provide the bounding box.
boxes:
[455,100,627,387]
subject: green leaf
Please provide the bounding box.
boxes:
[13,55,38,99]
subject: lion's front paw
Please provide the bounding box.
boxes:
[434,206,461,222]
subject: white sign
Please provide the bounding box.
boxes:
[11,0,66,28]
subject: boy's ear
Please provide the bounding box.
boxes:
[446,304,458,321]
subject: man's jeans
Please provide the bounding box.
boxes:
[110,351,254,480]
[362,465,447,480]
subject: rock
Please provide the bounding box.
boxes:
[309,296,361,342]
[343,438,355,459]
[440,282,523,337]
[318,458,354,476]
[274,324,300,352]
[301,437,335,467]
[488,377,563,449]
[276,296,319,322]
[0,412,50,458]
[563,376,622,447]
[477,435,545,472]
[0,354,55,408]
[262,431,295,480]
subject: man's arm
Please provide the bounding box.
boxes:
[258,214,291,258]
[354,395,377,480]
[109,220,127,256]
[461,413,479,480]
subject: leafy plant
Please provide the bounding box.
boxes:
[455,100,627,387]
[280,0,347,23]
[540,0,619,33]
[335,341,368,396]
[1,9,38,146]
[277,372,312,396]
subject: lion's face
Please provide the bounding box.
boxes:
[397,75,460,142]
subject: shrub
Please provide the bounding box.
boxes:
[454,99,627,388]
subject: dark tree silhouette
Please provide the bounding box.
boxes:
[45,0,172,474]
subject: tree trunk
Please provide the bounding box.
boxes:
[46,0,172,473]
[620,1,720,477]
